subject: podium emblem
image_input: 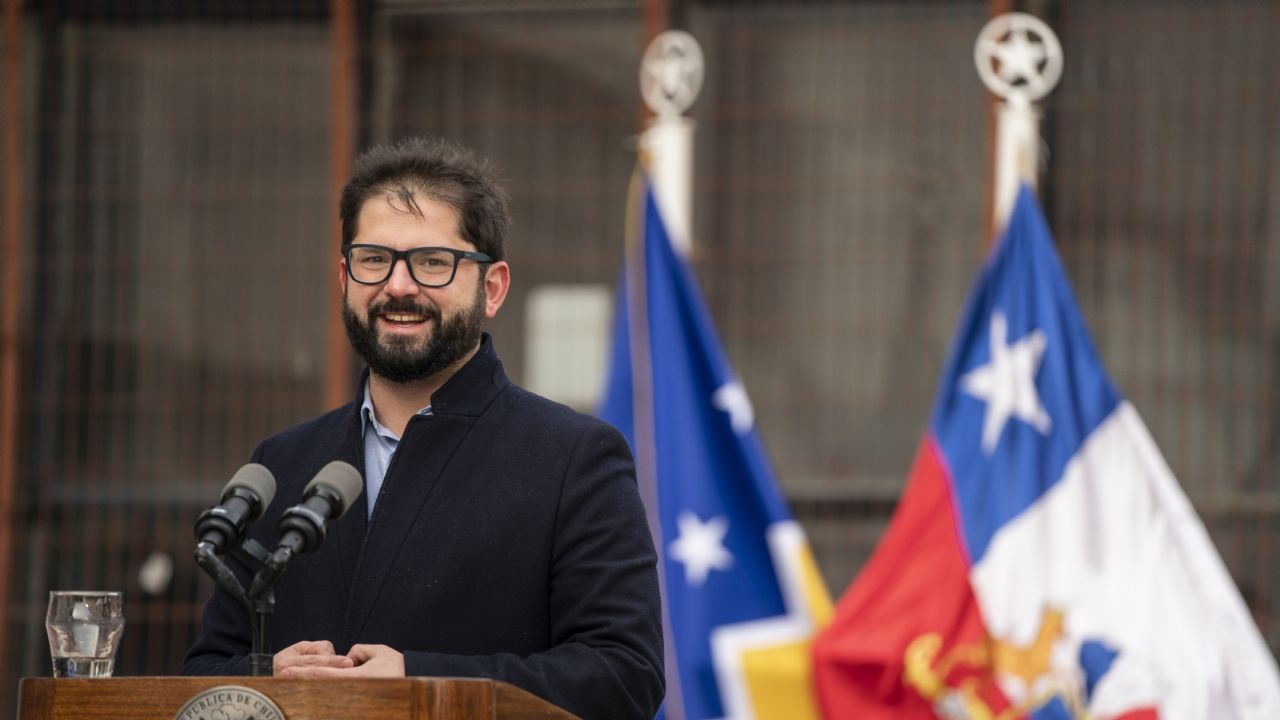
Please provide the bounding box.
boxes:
[174,685,286,720]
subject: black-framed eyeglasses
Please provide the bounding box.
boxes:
[342,244,493,287]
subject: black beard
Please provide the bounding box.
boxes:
[343,285,485,384]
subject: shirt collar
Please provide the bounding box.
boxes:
[359,379,432,441]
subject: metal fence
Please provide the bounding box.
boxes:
[2,0,1277,711]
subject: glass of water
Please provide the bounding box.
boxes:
[45,591,125,678]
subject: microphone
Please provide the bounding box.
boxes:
[247,461,363,600]
[194,464,277,555]
[275,460,364,556]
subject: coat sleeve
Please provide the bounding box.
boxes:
[401,422,665,720]
[181,575,252,676]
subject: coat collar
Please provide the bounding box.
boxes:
[348,332,509,420]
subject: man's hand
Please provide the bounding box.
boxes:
[273,640,354,677]
[275,642,405,678]
[342,644,406,676]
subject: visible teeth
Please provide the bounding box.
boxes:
[384,313,424,322]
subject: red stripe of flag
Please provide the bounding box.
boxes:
[812,437,1012,719]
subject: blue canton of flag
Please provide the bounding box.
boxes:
[599,173,831,720]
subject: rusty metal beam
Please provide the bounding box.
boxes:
[326,0,357,409]
[1,0,27,687]
[984,0,1017,249]
[637,0,667,129]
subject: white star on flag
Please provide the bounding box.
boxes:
[668,511,734,586]
[712,381,754,435]
[960,309,1052,454]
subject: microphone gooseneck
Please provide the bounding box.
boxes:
[247,461,364,601]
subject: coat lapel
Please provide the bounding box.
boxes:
[332,397,369,608]
[341,334,509,643]
[342,413,473,641]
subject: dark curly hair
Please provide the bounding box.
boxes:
[339,137,510,261]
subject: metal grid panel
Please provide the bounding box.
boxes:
[686,0,990,592]
[3,8,336,704]
[369,3,646,386]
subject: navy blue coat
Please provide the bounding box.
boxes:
[183,335,664,720]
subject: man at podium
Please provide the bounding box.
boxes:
[183,137,665,720]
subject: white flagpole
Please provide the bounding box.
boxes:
[975,12,1063,229]
[631,30,705,720]
[639,30,704,257]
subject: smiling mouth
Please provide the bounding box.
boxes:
[382,312,426,323]
[379,312,432,328]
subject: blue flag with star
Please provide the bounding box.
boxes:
[598,173,832,720]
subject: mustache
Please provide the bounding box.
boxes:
[368,299,442,322]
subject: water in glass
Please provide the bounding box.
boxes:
[46,591,124,678]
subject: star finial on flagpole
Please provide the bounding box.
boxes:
[992,27,1046,86]
[974,13,1063,225]
[960,310,1053,453]
[640,30,704,119]
[668,511,734,586]
[974,12,1063,104]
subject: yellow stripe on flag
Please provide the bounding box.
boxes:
[738,537,834,719]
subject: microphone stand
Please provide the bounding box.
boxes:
[250,589,275,676]
[193,462,361,677]
[193,538,277,676]
[236,539,276,677]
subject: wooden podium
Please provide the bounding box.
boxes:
[17,676,579,719]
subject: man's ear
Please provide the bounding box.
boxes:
[338,257,349,294]
[482,261,510,319]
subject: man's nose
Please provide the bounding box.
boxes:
[384,258,420,296]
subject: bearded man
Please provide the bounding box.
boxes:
[183,137,665,720]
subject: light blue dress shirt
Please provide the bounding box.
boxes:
[359,381,433,520]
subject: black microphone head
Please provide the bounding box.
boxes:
[304,461,363,519]
[196,463,277,554]
[222,463,277,512]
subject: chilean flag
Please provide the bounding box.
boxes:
[812,186,1280,720]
